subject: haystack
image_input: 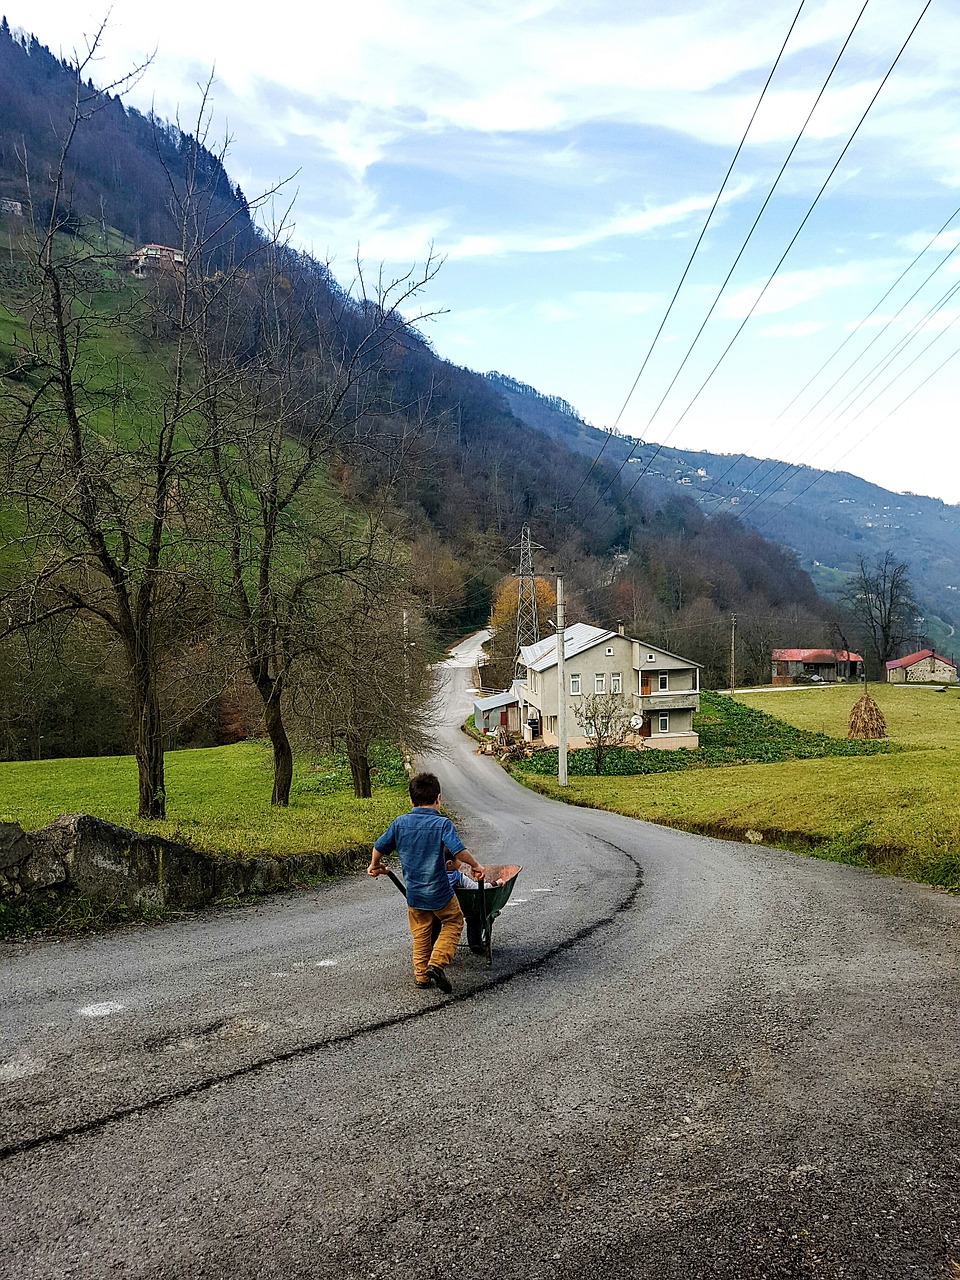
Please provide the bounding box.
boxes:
[848,690,886,739]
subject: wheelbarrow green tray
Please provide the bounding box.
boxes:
[455,865,522,967]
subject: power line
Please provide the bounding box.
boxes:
[735,278,960,520]
[562,0,809,513]
[692,200,960,505]
[583,0,874,520]
[753,334,960,533]
[591,0,932,534]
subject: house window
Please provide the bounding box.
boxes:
[548,716,557,734]
[595,673,606,694]
[605,647,614,656]
[658,713,669,733]
[658,673,669,692]
[570,673,581,695]
[611,672,622,694]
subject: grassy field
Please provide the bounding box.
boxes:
[0,741,410,860]
[516,683,960,890]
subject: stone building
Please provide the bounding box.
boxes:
[885,649,958,684]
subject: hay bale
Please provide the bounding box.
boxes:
[848,691,887,739]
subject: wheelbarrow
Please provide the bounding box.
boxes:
[455,865,522,967]
[382,864,522,968]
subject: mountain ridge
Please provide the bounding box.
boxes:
[486,371,959,652]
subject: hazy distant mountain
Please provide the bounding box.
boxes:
[486,372,959,652]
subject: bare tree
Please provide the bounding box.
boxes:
[842,553,916,678]
[292,552,438,798]
[0,33,210,818]
[572,691,634,775]
[191,235,443,804]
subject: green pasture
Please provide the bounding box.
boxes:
[0,741,409,859]
[518,683,960,890]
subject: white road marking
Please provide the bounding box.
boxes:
[78,1001,125,1018]
[530,887,554,893]
[506,898,528,907]
[0,1055,45,1082]
[315,959,338,967]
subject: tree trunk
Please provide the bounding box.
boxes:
[346,734,372,798]
[263,695,293,806]
[134,678,166,819]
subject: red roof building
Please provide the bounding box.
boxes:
[885,649,957,684]
[771,648,863,686]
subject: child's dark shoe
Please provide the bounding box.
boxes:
[426,965,452,993]
[415,976,433,988]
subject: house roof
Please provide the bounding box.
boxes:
[772,648,864,663]
[474,688,520,712]
[885,648,956,670]
[520,623,701,672]
[520,623,615,672]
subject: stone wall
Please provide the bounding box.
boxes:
[0,814,364,916]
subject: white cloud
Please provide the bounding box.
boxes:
[718,262,876,319]
[760,320,827,337]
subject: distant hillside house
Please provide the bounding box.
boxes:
[127,244,185,277]
[0,198,22,217]
[885,649,958,684]
[518,623,701,750]
[771,648,863,685]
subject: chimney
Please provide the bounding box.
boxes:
[617,620,625,636]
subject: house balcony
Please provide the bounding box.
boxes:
[632,691,700,713]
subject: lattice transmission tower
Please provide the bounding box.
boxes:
[512,524,543,675]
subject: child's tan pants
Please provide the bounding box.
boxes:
[407,896,463,982]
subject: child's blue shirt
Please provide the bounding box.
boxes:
[374,808,466,911]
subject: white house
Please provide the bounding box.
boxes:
[517,622,701,750]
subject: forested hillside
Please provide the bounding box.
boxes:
[0,24,845,790]
[0,18,251,256]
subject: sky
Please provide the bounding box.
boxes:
[15,0,960,505]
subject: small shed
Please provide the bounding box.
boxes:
[885,649,958,684]
[473,687,522,735]
[771,648,863,685]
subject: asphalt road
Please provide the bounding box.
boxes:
[2,633,959,1279]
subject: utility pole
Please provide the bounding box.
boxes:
[729,613,737,694]
[401,608,413,775]
[557,576,567,786]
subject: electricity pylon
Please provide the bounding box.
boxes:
[512,523,542,676]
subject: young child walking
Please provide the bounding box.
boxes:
[368,771,486,993]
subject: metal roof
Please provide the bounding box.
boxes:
[885,649,955,670]
[474,688,520,712]
[519,624,701,672]
[772,648,864,663]
[520,624,617,672]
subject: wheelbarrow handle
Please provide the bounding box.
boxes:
[385,868,407,899]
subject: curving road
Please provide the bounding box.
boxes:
[2,634,959,1279]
